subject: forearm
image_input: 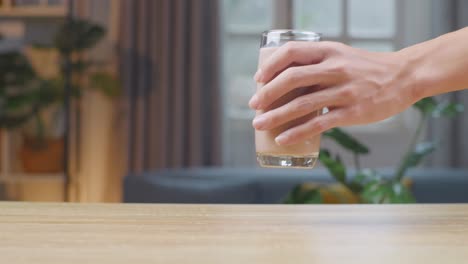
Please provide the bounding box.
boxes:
[400,27,468,99]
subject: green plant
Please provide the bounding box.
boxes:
[0,52,49,128]
[0,18,120,147]
[285,96,463,204]
[43,18,121,101]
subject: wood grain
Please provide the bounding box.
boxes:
[1,202,468,264]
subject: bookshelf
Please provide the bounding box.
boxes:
[0,0,67,201]
[0,130,65,181]
[0,130,65,201]
[0,0,67,17]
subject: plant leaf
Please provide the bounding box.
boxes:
[70,60,92,73]
[283,185,301,204]
[349,169,379,193]
[54,19,106,54]
[0,51,41,129]
[319,149,346,183]
[283,184,322,204]
[35,79,63,105]
[360,179,389,204]
[323,128,369,154]
[389,182,416,203]
[0,52,36,87]
[400,142,436,172]
[89,72,121,98]
[301,189,323,204]
[413,97,437,114]
[432,102,464,118]
[361,179,415,204]
[31,43,55,49]
[5,94,36,110]
[414,97,463,118]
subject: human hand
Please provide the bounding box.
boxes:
[249,41,420,146]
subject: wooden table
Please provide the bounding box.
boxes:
[1,202,468,264]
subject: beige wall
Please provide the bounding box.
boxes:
[72,0,126,203]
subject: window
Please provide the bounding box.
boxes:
[294,0,395,50]
[221,0,431,167]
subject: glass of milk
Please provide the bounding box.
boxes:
[255,30,322,168]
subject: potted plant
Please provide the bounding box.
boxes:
[0,18,120,174]
[0,49,58,173]
[284,97,463,204]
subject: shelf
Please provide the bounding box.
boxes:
[0,173,64,183]
[0,7,66,17]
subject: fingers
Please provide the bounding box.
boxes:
[252,86,345,130]
[249,64,334,110]
[254,41,330,83]
[275,108,349,146]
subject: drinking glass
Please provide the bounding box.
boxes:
[255,30,322,168]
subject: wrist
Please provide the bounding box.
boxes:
[395,46,430,103]
[396,36,452,102]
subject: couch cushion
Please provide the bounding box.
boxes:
[124,167,468,203]
[124,171,259,203]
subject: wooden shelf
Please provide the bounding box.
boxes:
[1,130,65,184]
[0,7,66,17]
[0,0,67,18]
[0,173,64,182]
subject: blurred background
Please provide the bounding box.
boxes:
[0,0,467,203]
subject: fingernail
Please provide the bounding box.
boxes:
[252,116,267,129]
[254,69,264,82]
[275,133,289,145]
[249,94,260,109]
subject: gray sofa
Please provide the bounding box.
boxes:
[124,167,468,203]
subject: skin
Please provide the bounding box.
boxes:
[250,27,468,146]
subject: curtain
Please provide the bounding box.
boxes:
[428,0,468,167]
[119,0,222,173]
